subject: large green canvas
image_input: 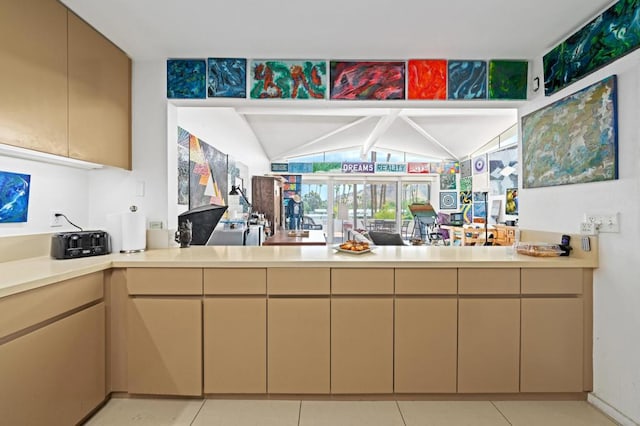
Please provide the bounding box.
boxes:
[250,60,326,99]
[489,60,528,100]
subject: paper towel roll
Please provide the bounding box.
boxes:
[121,210,146,252]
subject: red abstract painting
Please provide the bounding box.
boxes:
[408,59,447,100]
[330,61,405,100]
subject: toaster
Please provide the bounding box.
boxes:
[51,230,111,259]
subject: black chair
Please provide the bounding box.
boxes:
[368,231,406,246]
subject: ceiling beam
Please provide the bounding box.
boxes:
[271,116,373,161]
[401,116,460,161]
[360,109,400,159]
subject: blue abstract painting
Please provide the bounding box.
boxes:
[522,75,618,188]
[448,60,487,99]
[0,171,31,223]
[167,59,207,99]
[544,0,640,96]
[208,58,246,98]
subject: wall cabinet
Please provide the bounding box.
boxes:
[267,268,330,394]
[0,0,68,156]
[331,269,394,394]
[68,12,131,169]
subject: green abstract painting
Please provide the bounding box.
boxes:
[521,75,618,189]
[489,60,528,100]
[250,60,326,99]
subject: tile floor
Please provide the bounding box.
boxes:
[85,398,620,426]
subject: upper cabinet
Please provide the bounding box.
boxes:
[0,0,68,156]
[0,0,131,169]
[68,12,131,169]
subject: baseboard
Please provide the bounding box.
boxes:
[588,393,639,426]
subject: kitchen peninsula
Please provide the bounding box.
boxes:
[0,232,597,425]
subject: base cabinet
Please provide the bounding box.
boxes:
[0,303,105,426]
[127,298,202,396]
[458,298,520,393]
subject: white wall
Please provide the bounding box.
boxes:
[521,51,640,423]
[0,156,90,236]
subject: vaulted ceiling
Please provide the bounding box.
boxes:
[60,0,614,161]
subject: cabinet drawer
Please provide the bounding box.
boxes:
[267,268,329,295]
[458,269,520,295]
[204,268,266,295]
[331,269,394,295]
[521,269,583,295]
[395,269,457,295]
[0,271,103,339]
[127,268,202,295]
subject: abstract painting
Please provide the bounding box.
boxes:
[439,192,457,210]
[167,59,206,99]
[489,146,518,195]
[544,0,640,96]
[461,204,472,224]
[473,192,487,218]
[408,59,447,100]
[460,176,472,192]
[188,131,228,209]
[0,171,30,223]
[459,190,472,205]
[177,127,190,205]
[448,60,487,99]
[472,154,487,174]
[506,188,518,215]
[522,75,618,188]
[489,60,528,100]
[440,174,457,190]
[330,61,405,100]
[460,159,472,178]
[250,60,326,99]
[208,58,246,98]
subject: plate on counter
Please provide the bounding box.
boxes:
[334,245,374,255]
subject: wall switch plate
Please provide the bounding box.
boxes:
[580,222,597,235]
[585,212,619,233]
[50,211,63,227]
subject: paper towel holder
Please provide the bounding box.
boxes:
[119,205,146,254]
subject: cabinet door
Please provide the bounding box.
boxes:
[68,12,131,169]
[0,303,105,426]
[267,298,330,393]
[0,0,68,155]
[331,297,393,394]
[458,298,520,393]
[204,298,266,393]
[521,298,583,392]
[128,298,202,396]
[395,298,457,393]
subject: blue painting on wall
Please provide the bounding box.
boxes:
[448,60,487,99]
[208,58,246,98]
[167,59,207,99]
[0,171,31,223]
[544,0,640,96]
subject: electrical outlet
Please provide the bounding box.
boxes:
[50,211,63,227]
[580,222,597,235]
[585,212,620,233]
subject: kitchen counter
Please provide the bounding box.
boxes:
[0,242,598,299]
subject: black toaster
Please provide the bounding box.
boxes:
[51,230,111,259]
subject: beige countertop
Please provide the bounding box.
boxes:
[0,244,598,299]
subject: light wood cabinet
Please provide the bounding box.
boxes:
[68,11,131,169]
[252,176,283,233]
[0,0,68,156]
[458,298,520,393]
[394,268,457,393]
[204,268,266,394]
[0,303,105,426]
[127,298,202,396]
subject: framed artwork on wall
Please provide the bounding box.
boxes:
[0,170,31,223]
[439,191,457,210]
[208,58,246,98]
[250,60,326,99]
[167,59,207,99]
[448,60,487,99]
[408,59,447,100]
[330,61,405,100]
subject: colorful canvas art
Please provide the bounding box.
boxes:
[208,58,246,98]
[440,174,457,190]
[506,188,518,215]
[408,59,447,100]
[521,75,618,188]
[461,204,472,224]
[177,127,190,205]
[250,60,326,99]
[167,59,206,99]
[460,159,472,178]
[0,171,30,223]
[488,60,528,100]
[460,176,472,192]
[330,61,405,100]
[448,60,487,99]
[472,154,487,174]
[188,132,228,209]
[489,146,518,195]
[473,192,487,218]
[544,0,640,96]
[439,191,457,210]
[459,190,472,205]
[407,162,432,174]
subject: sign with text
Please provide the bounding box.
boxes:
[342,162,375,173]
[375,163,407,173]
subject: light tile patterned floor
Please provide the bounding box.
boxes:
[85,398,619,426]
